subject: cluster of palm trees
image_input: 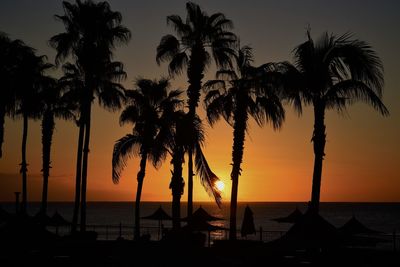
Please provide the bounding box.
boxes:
[1,1,388,242]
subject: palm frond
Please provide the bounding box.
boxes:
[328,37,384,95]
[119,105,139,126]
[112,134,142,183]
[194,143,222,207]
[167,15,191,38]
[156,35,181,65]
[168,52,189,76]
[203,79,226,92]
[256,94,285,130]
[216,70,238,80]
[325,80,389,115]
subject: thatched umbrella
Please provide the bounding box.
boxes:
[181,206,223,222]
[277,210,338,249]
[272,207,303,223]
[142,206,172,239]
[33,211,53,226]
[339,216,381,235]
[338,216,385,247]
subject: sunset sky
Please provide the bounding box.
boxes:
[0,0,399,203]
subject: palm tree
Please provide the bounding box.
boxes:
[275,31,389,213]
[14,48,53,214]
[156,2,236,217]
[204,46,285,240]
[59,59,127,231]
[50,0,131,231]
[39,77,75,215]
[0,33,26,158]
[112,78,183,240]
[0,33,14,158]
[58,62,85,232]
[168,111,223,230]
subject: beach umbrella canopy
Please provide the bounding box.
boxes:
[272,207,303,223]
[277,209,339,248]
[142,206,172,221]
[339,216,381,235]
[241,205,256,237]
[142,206,172,240]
[33,211,53,225]
[50,211,71,226]
[181,206,223,222]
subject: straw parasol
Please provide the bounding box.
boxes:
[50,211,70,235]
[271,207,303,223]
[339,216,381,235]
[142,206,172,239]
[277,209,339,249]
[181,206,223,222]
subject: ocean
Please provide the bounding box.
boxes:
[1,202,400,243]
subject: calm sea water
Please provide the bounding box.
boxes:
[2,202,400,241]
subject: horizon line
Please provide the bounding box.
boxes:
[1,200,400,204]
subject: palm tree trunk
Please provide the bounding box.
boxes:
[186,44,206,218]
[187,150,193,218]
[20,113,29,215]
[229,103,248,241]
[134,153,147,240]
[0,107,5,158]
[41,110,55,215]
[310,102,326,214]
[72,119,85,232]
[171,149,184,230]
[80,101,92,232]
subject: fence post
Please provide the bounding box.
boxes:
[259,227,263,241]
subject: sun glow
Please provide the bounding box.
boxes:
[215,180,225,191]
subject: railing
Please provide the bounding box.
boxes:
[46,224,400,250]
[46,224,285,245]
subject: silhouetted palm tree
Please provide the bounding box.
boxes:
[0,33,14,158]
[275,31,389,213]
[205,46,285,240]
[157,1,236,217]
[112,78,183,240]
[50,0,131,231]
[58,62,85,232]
[0,33,26,158]
[14,49,53,214]
[168,111,223,230]
[39,77,75,215]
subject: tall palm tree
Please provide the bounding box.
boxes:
[50,0,131,231]
[0,33,26,158]
[59,59,127,231]
[275,31,389,213]
[156,2,236,217]
[0,33,14,158]
[58,62,85,232]
[168,111,223,230]
[112,78,183,240]
[39,77,75,215]
[14,49,53,214]
[205,46,285,240]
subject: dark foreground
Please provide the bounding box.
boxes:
[1,238,399,267]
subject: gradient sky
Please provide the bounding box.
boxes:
[0,0,399,203]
